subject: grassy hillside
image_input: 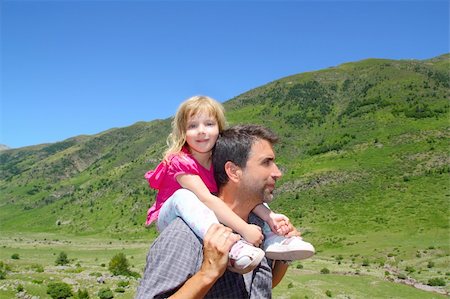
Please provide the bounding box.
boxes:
[0,54,449,297]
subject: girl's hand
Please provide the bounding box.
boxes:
[284,221,301,238]
[267,212,291,236]
[241,224,264,246]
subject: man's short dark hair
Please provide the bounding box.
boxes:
[213,124,279,188]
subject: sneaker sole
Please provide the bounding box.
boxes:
[265,248,315,261]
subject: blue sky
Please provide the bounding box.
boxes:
[1,0,448,149]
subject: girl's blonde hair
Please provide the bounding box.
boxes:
[163,95,226,161]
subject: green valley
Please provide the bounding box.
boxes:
[1,54,449,298]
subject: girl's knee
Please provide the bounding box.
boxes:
[171,189,199,202]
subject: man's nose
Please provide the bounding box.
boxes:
[272,164,282,179]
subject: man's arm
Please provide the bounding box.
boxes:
[271,222,302,288]
[272,261,289,288]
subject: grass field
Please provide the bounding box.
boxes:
[1,231,448,298]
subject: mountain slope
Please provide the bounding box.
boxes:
[0,54,448,248]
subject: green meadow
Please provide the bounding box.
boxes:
[1,55,449,297]
[1,231,448,298]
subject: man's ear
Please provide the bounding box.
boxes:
[224,161,241,183]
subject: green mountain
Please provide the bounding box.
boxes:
[1,54,448,244]
[1,54,449,297]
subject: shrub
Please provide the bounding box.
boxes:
[405,266,415,273]
[287,282,294,289]
[427,261,435,268]
[109,253,130,276]
[0,268,6,280]
[11,253,20,260]
[320,268,330,274]
[0,262,7,280]
[47,282,73,299]
[325,290,332,297]
[397,273,407,280]
[55,251,69,266]
[98,288,114,299]
[117,280,129,288]
[362,259,370,266]
[114,287,125,293]
[428,277,446,286]
[89,272,102,277]
[77,288,90,299]
[16,284,24,292]
[31,263,44,273]
[128,270,141,279]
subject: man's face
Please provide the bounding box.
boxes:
[239,139,282,204]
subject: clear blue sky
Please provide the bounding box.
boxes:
[1,0,448,149]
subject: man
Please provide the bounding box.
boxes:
[135,124,300,298]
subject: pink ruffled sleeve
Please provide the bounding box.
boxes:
[144,162,168,189]
[168,154,200,178]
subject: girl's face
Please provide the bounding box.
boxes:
[185,111,219,155]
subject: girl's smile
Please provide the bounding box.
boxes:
[185,112,219,157]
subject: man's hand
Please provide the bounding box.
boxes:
[169,224,240,298]
[200,224,240,280]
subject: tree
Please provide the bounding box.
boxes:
[55,251,69,266]
[47,282,73,299]
[108,252,130,276]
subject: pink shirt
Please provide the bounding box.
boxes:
[144,147,217,226]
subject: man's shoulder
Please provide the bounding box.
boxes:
[136,218,203,298]
[150,218,203,269]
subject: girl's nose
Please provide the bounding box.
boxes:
[198,124,206,134]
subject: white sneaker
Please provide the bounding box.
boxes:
[228,240,265,274]
[264,236,315,261]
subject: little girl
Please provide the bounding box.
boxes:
[145,95,314,274]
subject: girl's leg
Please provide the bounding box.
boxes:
[157,189,219,239]
[263,220,315,260]
[159,189,265,274]
[262,221,278,242]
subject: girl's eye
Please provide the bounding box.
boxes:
[187,123,197,129]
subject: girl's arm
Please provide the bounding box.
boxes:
[252,204,291,236]
[177,174,263,246]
